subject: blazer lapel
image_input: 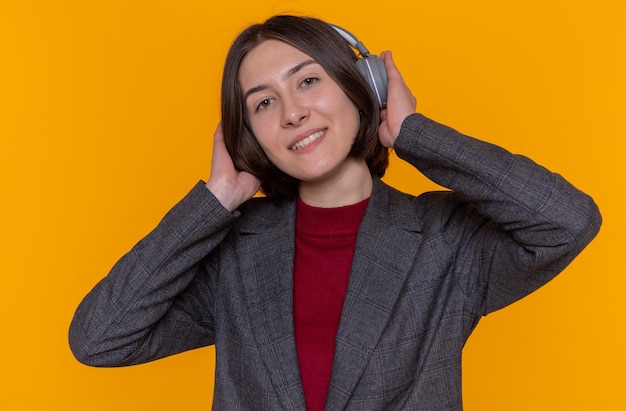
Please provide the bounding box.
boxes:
[236,199,307,410]
[325,179,423,409]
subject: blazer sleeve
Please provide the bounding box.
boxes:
[393,113,602,315]
[69,181,237,367]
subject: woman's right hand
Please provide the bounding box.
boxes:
[205,123,261,212]
[377,50,417,148]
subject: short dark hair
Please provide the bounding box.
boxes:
[221,15,389,200]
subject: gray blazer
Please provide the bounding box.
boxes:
[69,114,601,410]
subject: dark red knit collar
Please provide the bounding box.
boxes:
[295,196,369,236]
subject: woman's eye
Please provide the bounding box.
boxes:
[300,77,318,88]
[256,98,273,111]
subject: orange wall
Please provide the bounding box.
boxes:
[1,1,624,410]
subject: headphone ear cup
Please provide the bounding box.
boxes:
[356,55,388,108]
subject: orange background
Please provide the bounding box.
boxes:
[1,1,624,410]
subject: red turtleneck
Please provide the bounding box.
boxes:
[293,196,369,411]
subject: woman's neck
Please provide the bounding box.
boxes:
[298,157,373,208]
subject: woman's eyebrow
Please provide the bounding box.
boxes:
[284,59,316,79]
[243,59,317,101]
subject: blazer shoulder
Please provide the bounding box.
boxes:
[370,177,467,232]
[235,196,296,234]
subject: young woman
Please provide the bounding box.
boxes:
[69,15,601,410]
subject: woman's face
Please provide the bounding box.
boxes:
[238,39,361,184]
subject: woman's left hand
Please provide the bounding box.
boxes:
[378,50,417,148]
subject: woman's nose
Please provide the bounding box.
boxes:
[281,96,309,126]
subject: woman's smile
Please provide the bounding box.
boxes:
[290,129,326,151]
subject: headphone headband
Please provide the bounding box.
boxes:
[329,23,388,108]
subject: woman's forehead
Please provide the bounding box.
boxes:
[242,40,313,70]
[238,40,319,89]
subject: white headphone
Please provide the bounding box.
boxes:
[329,24,388,108]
